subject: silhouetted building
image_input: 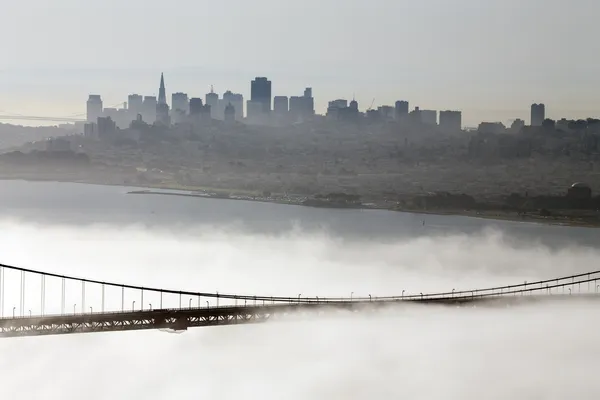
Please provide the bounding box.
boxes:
[327,99,348,119]
[395,101,409,119]
[439,110,462,132]
[127,94,143,117]
[156,103,170,126]
[250,77,272,115]
[142,96,157,124]
[567,182,592,200]
[222,91,244,120]
[531,103,545,126]
[420,109,437,125]
[189,98,204,115]
[349,99,358,111]
[478,122,506,134]
[46,137,71,152]
[83,123,96,137]
[97,116,116,136]
[224,103,235,123]
[378,106,394,120]
[86,95,103,123]
[205,86,219,119]
[171,92,189,114]
[510,119,525,133]
[158,73,167,105]
[273,96,289,114]
[246,100,263,121]
[289,88,314,121]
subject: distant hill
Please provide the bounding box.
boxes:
[0,123,76,149]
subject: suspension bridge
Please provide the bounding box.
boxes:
[0,263,599,339]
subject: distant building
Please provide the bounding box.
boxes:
[419,109,437,125]
[327,99,348,119]
[439,110,462,132]
[127,94,143,117]
[377,106,394,120]
[222,91,243,120]
[273,96,289,114]
[205,87,219,119]
[86,95,103,123]
[171,92,189,114]
[158,73,167,105]
[46,137,71,152]
[83,122,96,137]
[394,101,409,119]
[531,103,545,126]
[97,116,116,136]
[478,122,506,134]
[156,103,170,126]
[508,118,525,134]
[224,103,236,123]
[189,98,204,116]
[289,88,314,121]
[142,96,157,124]
[250,77,272,114]
[246,100,264,120]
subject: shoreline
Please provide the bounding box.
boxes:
[1,175,598,228]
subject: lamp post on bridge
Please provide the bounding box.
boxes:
[298,294,301,304]
[12,307,15,318]
[149,303,152,311]
[73,304,76,314]
[452,289,455,297]
[206,301,209,308]
[29,310,31,317]
[369,294,372,302]
[189,298,192,309]
[89,307,92,314]
[351,292,354,302]
[132,301,136,311]
[216,291,219,307]
[402,290,405,299]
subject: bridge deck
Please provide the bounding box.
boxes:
[0,295,594,338]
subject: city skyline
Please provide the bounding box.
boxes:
[2,0,600,125]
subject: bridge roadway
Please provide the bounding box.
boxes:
[0,264,599,338]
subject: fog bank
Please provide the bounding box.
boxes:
[0,219,598,399]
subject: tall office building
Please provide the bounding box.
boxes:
[189,98,204,115]
[158,73,167,105]
[142,96,157,123]
[531,103,545,126]
[250,77,272,114]
[171,92,189,114]
[127,94,143,117]
[222,91,244,120]
[273,96,289,114]
[439,110,462,132]
[395,101,409,119]
[420,109,437,125]
[205,86,219,119]
[86,95,103,123]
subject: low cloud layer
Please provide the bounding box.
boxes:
[0,220,598,399]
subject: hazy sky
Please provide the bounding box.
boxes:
[1,0,599,125]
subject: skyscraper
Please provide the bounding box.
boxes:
[86,95,103,123]
[531,103,545,126]
[205,86,219,119]
[158,73,167,105]
[127,94,143,117]
[273,96,289,114]
[222,91,244,120]
[439,110,462,132]
[395,101,409,119]
[171,93,189,114]
[250,77,272,114]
